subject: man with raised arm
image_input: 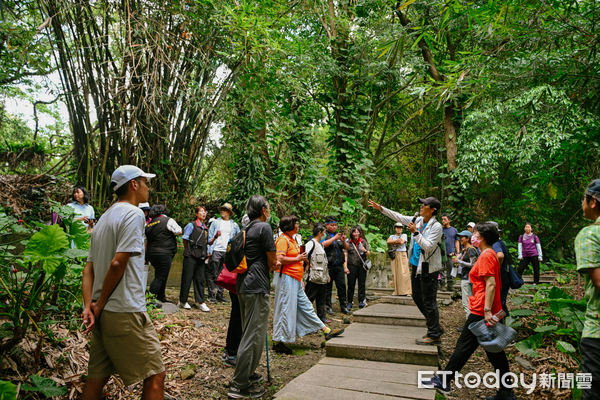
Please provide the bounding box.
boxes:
[81,165,166,400]
[369,197,444,345]
[575,179,600,400]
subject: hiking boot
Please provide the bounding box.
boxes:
[326,306,335,315]
[358,301,367,308]
[273,342,293,355]
[149,301,162,309]
[422,327,444,339]
[438,282,446,291]
[157,297,170,303]
[416,336,441,346]
[321,318,331,324]
[227,384,265,399]
[447,282,454,292]
[177,301,191,309]
[249,372,263,384]
[222,353,236,367]
[420,374,451,394]
[216,294,229,303]
[341,307,353,315]
[347,302,353,310]
[324,328,344,341]
[208,297,217,304]
[486,390,517,400]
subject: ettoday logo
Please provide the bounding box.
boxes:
[418,370,593,394]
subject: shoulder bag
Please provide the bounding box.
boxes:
[352,242,372,270]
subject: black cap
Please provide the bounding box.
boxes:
[418,197,441,211]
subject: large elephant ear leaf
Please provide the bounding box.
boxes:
[0,380,18,400]
[25,225,69,257]
[69,220,90,249]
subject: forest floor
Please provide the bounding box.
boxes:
[3,284,578,399]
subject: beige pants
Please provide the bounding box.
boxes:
[391,252,412,296]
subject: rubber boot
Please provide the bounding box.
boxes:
[447,281,454,292]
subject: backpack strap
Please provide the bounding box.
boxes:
[305,239,317,283]
[423,221,443,262]
[278,234,297,277]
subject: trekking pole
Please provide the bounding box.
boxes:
[265,333,271,383]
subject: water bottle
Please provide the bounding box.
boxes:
[486,309,506,327]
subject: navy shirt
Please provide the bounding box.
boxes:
[443,226,459,255]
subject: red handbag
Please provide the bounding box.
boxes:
[216,265,237,294]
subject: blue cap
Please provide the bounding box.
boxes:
[585,179,600,197]
[457,230,472,238]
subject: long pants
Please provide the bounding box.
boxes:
[273,274,324,342]
[444,257,454,284]
[305,281,327,322]
[147,254,173,301]
[581,338,600,400]
[517,256,540,284]
[391,252,411,296]
[326,266,346,309]
[411,264,441,339]
[445,313,512,390]
[460,279,472,318]
[347,263,367,305]
[179,256,206,304]
[225,292,242,357]
[209,250,227,298]
[232,293,270,390]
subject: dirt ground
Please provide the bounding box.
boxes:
[127,288,352,400]
[2,284,576,399]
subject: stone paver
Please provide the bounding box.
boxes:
[274,358,436,400]
[353,304,426,327]
[325,323,438,366]
[380,295,416,306]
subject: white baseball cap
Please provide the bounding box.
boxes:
[111,165,156,191]
[467,222,476,228]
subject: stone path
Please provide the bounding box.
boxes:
[274,299,438,400]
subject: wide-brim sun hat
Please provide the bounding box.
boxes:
[220,203,234,215]
[111,165,156,191]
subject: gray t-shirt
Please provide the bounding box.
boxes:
[87,202,146,313]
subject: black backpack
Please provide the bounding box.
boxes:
[224,220,258,273]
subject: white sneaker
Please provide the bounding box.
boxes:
[199,303,210,312]
[177,302,191,309]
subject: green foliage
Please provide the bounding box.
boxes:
[0,206,88,358]
[0,380,17,400]
[512,285,585,366]
[21,375,67,397]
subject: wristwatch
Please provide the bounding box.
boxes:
[413,231,420,236]
[484,307,492,312]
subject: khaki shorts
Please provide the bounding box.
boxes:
[88,311,165,386]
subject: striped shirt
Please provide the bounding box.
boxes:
[575,216,600,339]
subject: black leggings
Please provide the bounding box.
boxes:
[347,263,367,304]
[517,256,540,284]
[147,254,173,301]
[225,292,242,357]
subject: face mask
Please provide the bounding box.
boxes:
[471,233,481,248]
